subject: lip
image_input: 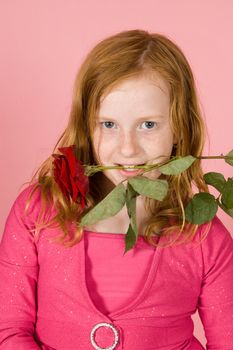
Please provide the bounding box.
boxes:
[118,167,144,177]
[114,163,145,177]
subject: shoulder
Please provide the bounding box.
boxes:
[6,183,41,226]
[198,216,232,247]
[10,182,55,225]
[13,182,41,209]
[2,182,56,245]
[197,216,233,277]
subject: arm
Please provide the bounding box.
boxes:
[0,186,41,349]
[197,217,233,349]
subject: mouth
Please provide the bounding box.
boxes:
[115,163,146,176]
[116,163,145,170]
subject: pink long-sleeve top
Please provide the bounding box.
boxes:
[0,185,233,350]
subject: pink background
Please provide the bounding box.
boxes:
[0,0,232,346]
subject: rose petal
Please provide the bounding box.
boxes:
[52,145,89,207]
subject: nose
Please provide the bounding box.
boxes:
[118,130,141,158]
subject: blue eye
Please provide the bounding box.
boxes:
[101,121,115,129]
[141,121,156,129]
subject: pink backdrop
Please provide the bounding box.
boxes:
[0,0,233,346]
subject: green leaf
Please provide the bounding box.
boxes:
[80,183,126,226]
[126,183,138,234]
[203,172,226,192]
[217,199,233,218]
[221,178,233,209]
[184,192,218,224]
[225,149,233,166]
[124,223,137,255]
[128,176,168,201]
[159,156,196,175]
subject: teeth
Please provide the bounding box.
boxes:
[120,164,144,170]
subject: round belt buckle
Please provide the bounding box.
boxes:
[90,322,119,350]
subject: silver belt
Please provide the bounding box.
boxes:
[90,322,119,350]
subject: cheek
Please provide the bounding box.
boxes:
[144,132,174,155]
[92,131,115,162]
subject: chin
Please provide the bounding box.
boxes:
[142,169,161,180]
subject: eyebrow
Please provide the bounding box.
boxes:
[98,115,165,121]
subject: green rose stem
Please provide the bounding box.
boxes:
[79,151,233,254]
[84,157,175,176]
[196,155,232,160]
[84,154,233,176]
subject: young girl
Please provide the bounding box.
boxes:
[0,29,232,350]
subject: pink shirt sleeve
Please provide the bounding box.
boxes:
[197,217,233,348]
[0,186,41,349]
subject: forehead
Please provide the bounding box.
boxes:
[98,73,170,118]
[100,72,169,104]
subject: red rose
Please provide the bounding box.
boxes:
[52,145,89,209]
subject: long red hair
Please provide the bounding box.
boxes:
[23,29,210,248]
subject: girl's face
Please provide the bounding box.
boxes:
[92,73,176,187]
